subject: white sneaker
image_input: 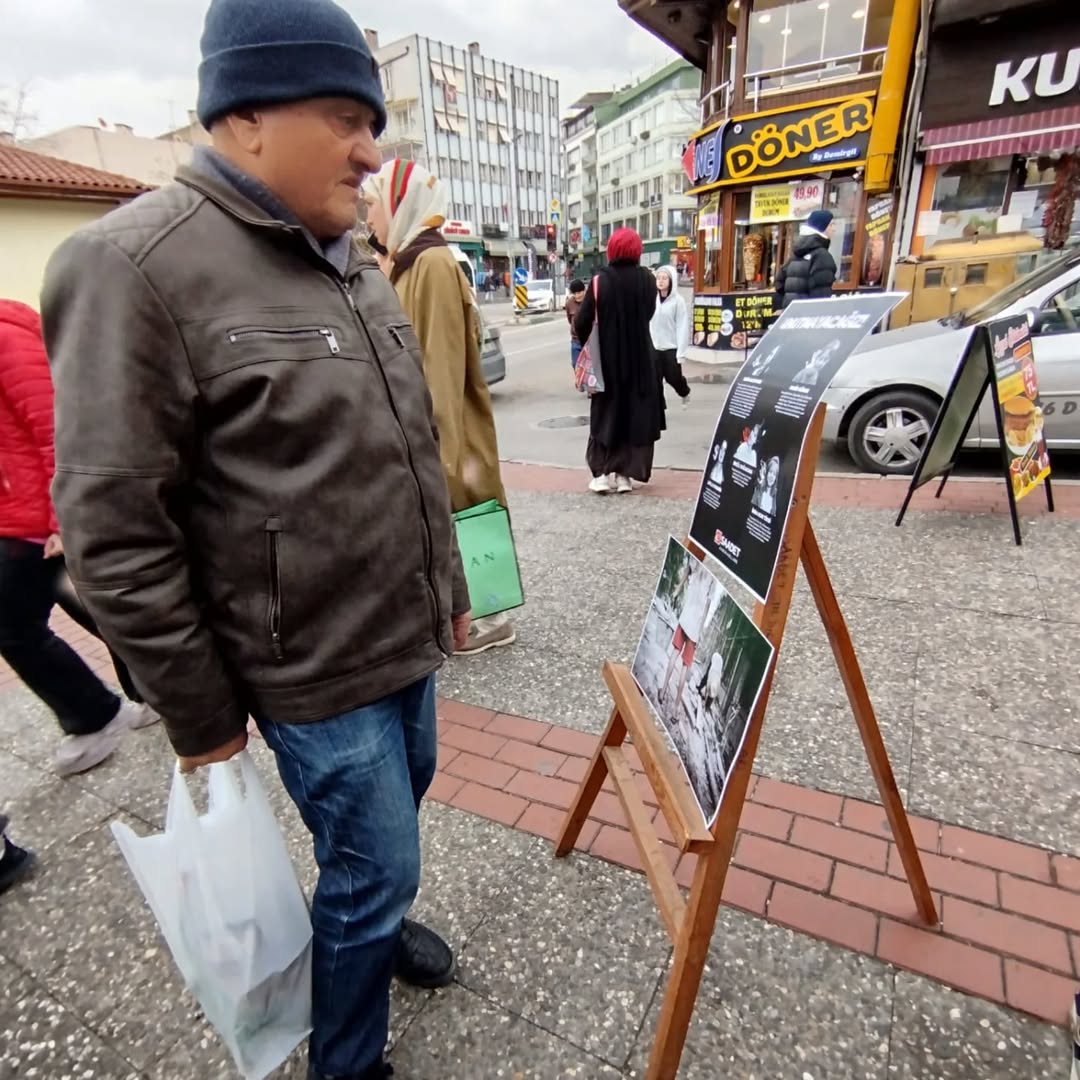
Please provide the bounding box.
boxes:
[53,700,158,777]
[615,475,633,494]
[681,395,690,410]
[588,475,613,494]
[124,702,161,730]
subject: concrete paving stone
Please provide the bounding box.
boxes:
[0,751,116,852]
[0,813,210,1073]
[458,846,671,1064]
[627,907,894,1079]
[886,971,1064,1079]
[912,605,1079,755]
[389,983,623,1079]
[908,720,1080,856]
[411,799,543,953]
[0,983,142,1079]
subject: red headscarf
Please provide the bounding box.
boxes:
[607,226,643,264]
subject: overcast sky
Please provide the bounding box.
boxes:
[1,0,677,137]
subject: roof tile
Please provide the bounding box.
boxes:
[0,144,150,197]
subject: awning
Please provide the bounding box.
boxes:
[495,81,509,102]
[484,239,527,257]
[429,61,447,84]
[922,106,1080,165]
[433,111,465,135]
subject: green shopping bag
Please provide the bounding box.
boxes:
[452,500,524,619]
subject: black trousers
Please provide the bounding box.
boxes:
[657,348,691,399]
[0,538,124,736]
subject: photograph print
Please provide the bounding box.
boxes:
[631,538,775,827]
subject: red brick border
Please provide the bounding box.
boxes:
[431,698,1078,1029]
[498,460,1080,518]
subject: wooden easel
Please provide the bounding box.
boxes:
[555,405,938,1080]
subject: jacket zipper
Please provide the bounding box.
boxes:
[337,280,444,643]
[228,326,340,354]
[265,517,284,662]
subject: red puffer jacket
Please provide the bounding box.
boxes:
[0,300,58,540]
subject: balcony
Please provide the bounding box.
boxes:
[482,224,508,239]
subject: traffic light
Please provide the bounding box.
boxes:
[546,224,557,253]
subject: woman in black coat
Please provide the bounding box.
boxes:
[774,209,838,309]
[574,228,665,494]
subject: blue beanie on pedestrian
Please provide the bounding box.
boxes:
[196,0,387,135]
[806,209,834,234]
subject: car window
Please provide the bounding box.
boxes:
[959,250,1080,326]
[1038,280,1080,334]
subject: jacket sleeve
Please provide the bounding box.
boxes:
[675,294,691,359]
[773,261,788,307]
[573,279,596,344]
[40,232,247,758]
[0,318,59,533]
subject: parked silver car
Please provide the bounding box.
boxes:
[824,250,1080,474]
[482,324,506,387]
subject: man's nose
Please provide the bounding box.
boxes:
[351,131,383,175]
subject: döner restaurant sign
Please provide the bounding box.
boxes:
[689,94,876,193]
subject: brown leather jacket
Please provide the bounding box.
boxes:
[41,165,468,757]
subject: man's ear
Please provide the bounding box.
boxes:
[222,109,263,153]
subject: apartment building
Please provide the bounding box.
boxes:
[595,60,700,269]
[563,93,612,277]
[371,30,561,278]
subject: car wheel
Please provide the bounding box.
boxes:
[847,390,939,475]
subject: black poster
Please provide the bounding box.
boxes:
[692,292,780,353]
[690,294,903,601]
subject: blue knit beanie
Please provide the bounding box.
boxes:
[806,209,834,234]
[196,0,387,135]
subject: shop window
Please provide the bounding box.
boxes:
[746,0,889,95]
[823,178,859,285]
[1007,152,1080,247]
[928,157,1011,243]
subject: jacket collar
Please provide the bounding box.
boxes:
[176,149,364,279]
[389,227,448,285]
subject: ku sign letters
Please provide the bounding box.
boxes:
[688,94,876,194]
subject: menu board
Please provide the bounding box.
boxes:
[690,294,903,601]
[988,315,1051,500]
[692,292,780,353]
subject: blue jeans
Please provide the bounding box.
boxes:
[571,340,583,369]
[257,675,437,1077]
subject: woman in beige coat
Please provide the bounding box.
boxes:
[363,159,514,654]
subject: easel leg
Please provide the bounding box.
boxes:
[1044,475,1055,513]
[800,521,938,925]
[645,673,771,1080]
[934,470,950,498]
[554,706,625,857]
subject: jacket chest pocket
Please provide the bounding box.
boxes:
[196,323,351,379]
[384,322,424,371]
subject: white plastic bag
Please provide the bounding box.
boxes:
[112,751,312,1080]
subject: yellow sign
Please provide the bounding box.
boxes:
[726,97,874,182]
[688,93,876,192]
[749,185,791,223]
[514,284,528,310]
[675,236,692,249]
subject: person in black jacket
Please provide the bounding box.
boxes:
[774,209,838,308]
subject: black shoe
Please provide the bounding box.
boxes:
[308,1060,393,1080]
[395,917,456,989]
[0,838,36,896]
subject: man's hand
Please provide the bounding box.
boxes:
[43,534,64,559]
[178,731,248,774]
[451,611,472,652]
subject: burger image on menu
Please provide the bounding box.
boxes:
[1002,396,1044,451]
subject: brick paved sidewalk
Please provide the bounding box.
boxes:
[429,698,1078,1030]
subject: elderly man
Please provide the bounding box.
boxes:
[41,2,468,1077]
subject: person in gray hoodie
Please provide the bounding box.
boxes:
[649,264,692,407]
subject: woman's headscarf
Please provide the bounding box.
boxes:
[362,158,448,259]
[607,227,643,265]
